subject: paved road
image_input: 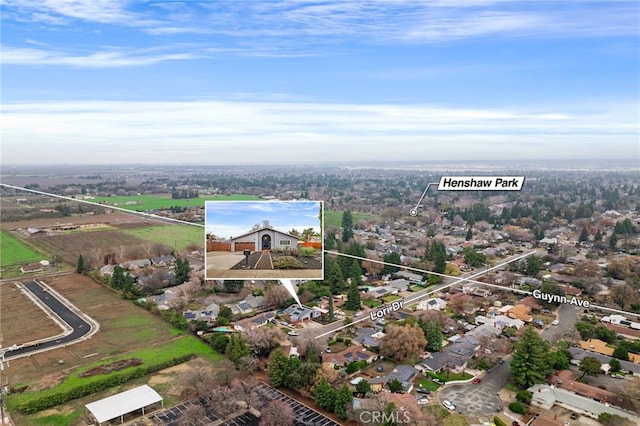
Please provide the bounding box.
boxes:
[438,359,511,416]
[437,300,581,417]
[298,251,537,344]
[3,280,93,360]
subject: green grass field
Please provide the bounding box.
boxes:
[5,336,221,414]
[122,225,204,251]
[324,210,381,228]
[0,231,47,267]
[92,194,261,211]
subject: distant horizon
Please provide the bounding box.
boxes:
[1,158,638,170]
[2,2,638,165]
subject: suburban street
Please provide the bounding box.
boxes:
[297,251,537,344]
[3,280,94,360]
[437,299,581,417]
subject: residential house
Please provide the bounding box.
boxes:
[322,346,377,368]
[416,298,447,311]
[389,279,410,292]
[578,339,640,364]
[233,311,275,331]
[353,327,385,348]
[369,365,418,393]
[228,223,300,252]
[284,304,322,323]
[528,384,637,423]
[230,295,264,315]
[368,286,397,299]
[20,262,44,273]
[150,255,176,266]
[395,271,422,283]
[547,373,634,412]
[568,347,640,376]
[506,304,533,323]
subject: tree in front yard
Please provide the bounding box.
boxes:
[510,326,552,388]
[387,378,403,393]
[578,356,602,379]
[380,323,427,363]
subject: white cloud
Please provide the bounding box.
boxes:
[2,99,637,164]
[3,1,637,42]
[1,45,201,67]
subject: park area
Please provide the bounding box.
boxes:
[1,274,222,425]
[0,230,49,277]
[323,210,381,228]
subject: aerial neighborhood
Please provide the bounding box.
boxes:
[1,166,639,426]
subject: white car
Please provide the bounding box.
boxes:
[287,331,300,336]
[551,319,560,326]
[442,400,456,411]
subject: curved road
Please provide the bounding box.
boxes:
[437,303,580,417]
[3,280,95,360]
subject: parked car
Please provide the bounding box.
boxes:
[442,400,456,411]
[287,330,300,336]
[416,388,431,394]
[472,378,481,384]
[551,319,560,326]
[570,413,578,420]
[376,366,384,372]
[611,373,625,379]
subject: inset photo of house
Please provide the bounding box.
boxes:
[205,200,323,280]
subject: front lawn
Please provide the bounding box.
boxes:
[428,371,473,382]
[417,377,441,391]
[381,295,401,303]
[363,299,382,308]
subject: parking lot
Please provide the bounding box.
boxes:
[142,382,340,426]
[255,382,341,426]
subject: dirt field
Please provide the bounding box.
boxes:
[0,212,147,231]
[0,282,63,346]
[1,273,185,388]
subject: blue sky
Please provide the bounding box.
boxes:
[205,200,321,239]
[1,1,639,164]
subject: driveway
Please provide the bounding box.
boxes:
[438,358,512,416]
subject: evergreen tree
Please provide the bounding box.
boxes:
[314,379,336,412]
[76,254,85,274]
[328,296,335,321]
[268,348,289,388]
[510,326,552,388]
[225,334,251,368]
[594,229,603,242]
[334,384,353,419]
[612,345,629,361]
[465,227,473,241]
[525,256,542,276]
[111,265,126,290]
[609,358,622,372]
[425,320,443,352]
[382,252,401,275]
[578,357,601,379]
[355,379,371,395]
[341,210,353,242]
[349,259,363,284]
[325,258,344,295]
[609,233,618,249]
[387,378,403,393]
[579,227,589,242]
[174,257,191,284]
[344,279,361,311]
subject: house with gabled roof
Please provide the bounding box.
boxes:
[322,346,377,368]
[369,365,418,393]
[228,222,299,252]
[284,304,322,323]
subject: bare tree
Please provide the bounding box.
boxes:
[213,358,238,386]
[264,284,291,307]
[177,359,217,399]
[206,386,241,418]
[260,400,294,426]
[379,324,426,363]
[242,327,285,357]
[180,404,208,426]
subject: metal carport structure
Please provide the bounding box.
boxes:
[85,384,163,425]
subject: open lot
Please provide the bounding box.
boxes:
[92,194,261,211]
[1,274,190,387]
[0,282,63,346]
[324,210,381,228]
[123,224,204,252]
[0,230,47,267]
